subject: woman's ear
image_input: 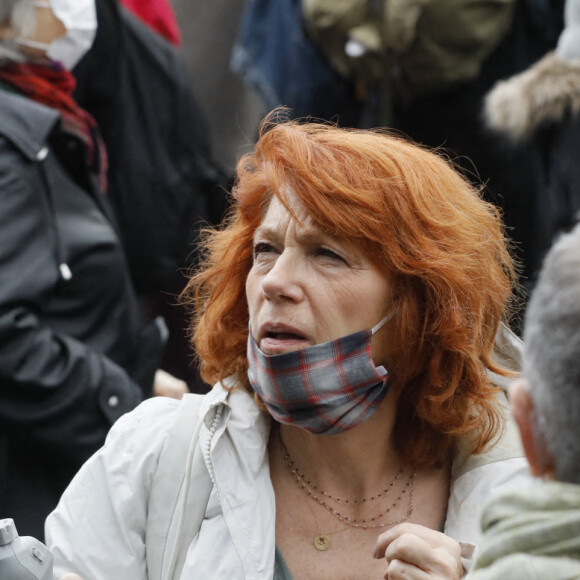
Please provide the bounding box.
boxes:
[509,378,555,479]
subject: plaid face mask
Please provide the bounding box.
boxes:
[247,315,392,435]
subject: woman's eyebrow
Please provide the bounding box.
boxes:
[295,226,349,247]
[253,220,340,246]
[252,225,274,240]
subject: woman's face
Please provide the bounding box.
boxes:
[246,194,393,360]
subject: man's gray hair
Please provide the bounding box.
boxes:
[0,0,35,64]
[524,223,580,483]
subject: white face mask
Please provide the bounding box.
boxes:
[17,0,97,70]
[557,0,580,61]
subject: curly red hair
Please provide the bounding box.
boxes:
[184,112,518,468]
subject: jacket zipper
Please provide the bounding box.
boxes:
[203,404,224,490]
[36,146,73,281]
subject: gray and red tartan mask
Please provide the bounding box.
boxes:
[246,315,392,435]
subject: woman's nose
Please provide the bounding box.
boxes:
[261,250,304,302]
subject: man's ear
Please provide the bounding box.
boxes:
[509,378,555,479]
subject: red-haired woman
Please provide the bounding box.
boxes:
[47,113,532,580]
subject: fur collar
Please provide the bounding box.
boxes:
[484,52,580,141]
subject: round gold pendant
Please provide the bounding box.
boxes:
[313,534,331,551]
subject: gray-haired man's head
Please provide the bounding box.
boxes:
[521,224,580,483]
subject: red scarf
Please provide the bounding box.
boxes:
[0,62,108,192]
[121,0,181,46]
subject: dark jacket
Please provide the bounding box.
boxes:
[484,51,580,288]
[73,0,225,294]
[0,88,165,540]
[73,0,226,392]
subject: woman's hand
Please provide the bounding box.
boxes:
[60,575,83,580]
[373,523,463,579]
[152,369,189,399]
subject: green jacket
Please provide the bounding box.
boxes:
[468,481,580,579]
[302,0,516,97]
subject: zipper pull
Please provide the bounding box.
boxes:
[59,263,73,281]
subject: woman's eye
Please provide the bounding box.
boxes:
[317,247,345,262]
[253,242,276,258]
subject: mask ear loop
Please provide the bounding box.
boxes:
[371,310,395,335]
[15,37,50,51]
[370,311,395,381]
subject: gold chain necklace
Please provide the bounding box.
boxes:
[279,435,415,550]
[285,444,404,505]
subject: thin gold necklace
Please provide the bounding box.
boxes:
[303,499,349,551]
[287,452,404,505]
[280,435,415,550]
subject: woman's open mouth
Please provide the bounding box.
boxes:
[259,325,309,354]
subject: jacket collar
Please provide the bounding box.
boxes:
[0,87,60,160]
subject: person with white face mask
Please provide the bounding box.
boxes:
[0,0,187,542]
[14,0,97,70]
[46,110,532,580]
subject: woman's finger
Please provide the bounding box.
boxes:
[375,522,460,558]
[385,532,461,576]
[386,557,433,580]
[385,532,433,567]
[375,523,463,580]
